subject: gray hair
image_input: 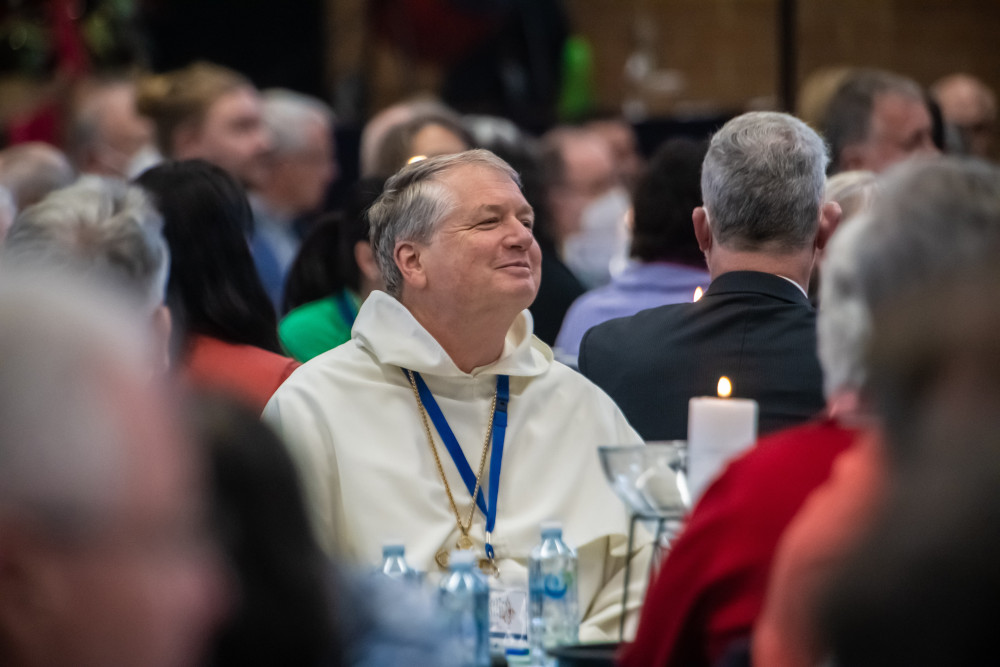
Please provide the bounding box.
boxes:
[701,111,829,251]
[823,69,925,174]
[368,149,521,298]
[0,268,150,532]
[818,157,1000,397]
[0,142,76,209]
[2,178,169,313]
[261,88,334,155]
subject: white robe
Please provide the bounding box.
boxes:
[264,291,651,641]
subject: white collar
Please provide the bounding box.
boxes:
[776,274,809,298]
[352,291,553,378]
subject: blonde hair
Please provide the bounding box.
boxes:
[137,61,250,156]
[825,170,879,223]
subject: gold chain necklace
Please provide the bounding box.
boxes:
[404,369,496,570]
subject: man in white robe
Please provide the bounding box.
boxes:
[264,149,650,641]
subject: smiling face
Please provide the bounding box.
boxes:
[407,164,541,318]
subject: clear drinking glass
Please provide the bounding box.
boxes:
[598,441,692,640]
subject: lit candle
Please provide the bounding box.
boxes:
[692,286,704,302]
[686,376,758,503]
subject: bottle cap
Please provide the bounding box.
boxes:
[382,541,405,557]
[540,520,563,538]
[450,549,475,567]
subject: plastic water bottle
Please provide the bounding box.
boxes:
[439,550,490,667]
[379,541,416,581]
[529,522,579,650]
[379,542,425,585]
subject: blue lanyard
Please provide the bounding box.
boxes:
[402,368,509,560]
[333,291,358,328]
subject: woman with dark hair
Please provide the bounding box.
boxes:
[278,177,385,362]
[136,159,298,412]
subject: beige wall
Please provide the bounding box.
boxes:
[565,0,1000,116]
[339,0,1000,122]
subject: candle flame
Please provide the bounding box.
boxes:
[407,154,428,165]
[693,286,704,302]
[717,376,732,398]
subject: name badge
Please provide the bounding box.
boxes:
[489,583,528,651]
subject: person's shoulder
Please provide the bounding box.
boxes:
[544,358,638,410]
[701,420,858,511]
[281,297,336,328]
[582,300,690,350]
[272,339,372,396]
[279,298,352,360]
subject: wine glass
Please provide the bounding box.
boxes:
[599,441,690,518]
[598,441,692,640]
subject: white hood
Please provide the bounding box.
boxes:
[352,290,553,379]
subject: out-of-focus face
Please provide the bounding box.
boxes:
[548,134,617,242]
[34,372,229,667]
[266,117,337,215]
[588,119,644,190]
[935,76,997,158]
[409,122,468,161]
[89,85,155,178]
[410,164,541,317]
[179,86,273,188]
[856,92,939,172]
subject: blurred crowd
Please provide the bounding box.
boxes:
[0,49,999,667]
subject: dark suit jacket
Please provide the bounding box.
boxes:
[579,271,825,441]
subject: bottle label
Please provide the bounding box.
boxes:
[543,573,568,599]
[489,584,529,649]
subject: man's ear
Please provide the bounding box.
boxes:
[692,206,713,253]
[394,241,427,290]
[816,200,842,252]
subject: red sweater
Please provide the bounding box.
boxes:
[618,418,859,667]
[182,334,300,414]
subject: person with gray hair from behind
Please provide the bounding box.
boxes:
[0,268,228,667]
[822,68,938,174]
[581,111,838,443]
[249,88,337,311]
[1,178,173,372]
[619,152,879,667]
[264,149,651,645]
